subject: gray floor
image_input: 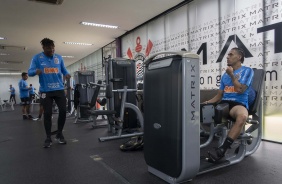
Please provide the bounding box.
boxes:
[0,105,282,184]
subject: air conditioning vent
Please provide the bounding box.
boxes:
[0,61,24,65]
[0,45,26,51]
[0,68,21,72]
[28,0,64,5]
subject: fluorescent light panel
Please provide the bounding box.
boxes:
[0,53,10,56]
[80,22,118,29]
[62,56,74,58]
[0,72,22,75]
[63,42,93,46]
[0,37,6,40]
[0,68,21,71]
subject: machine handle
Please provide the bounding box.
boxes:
[89,82,105,87]
[112,89,137,93]
[143,51,199,66]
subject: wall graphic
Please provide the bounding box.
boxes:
[121,0,282,141]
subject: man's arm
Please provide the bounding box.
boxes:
[205,90,223,104]
[226,66,251,93]
[60,57,71,79]
[19,81,29,91]
[28,56,38,77]
[230,74,247,93]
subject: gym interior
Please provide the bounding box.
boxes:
[0,0,282,184]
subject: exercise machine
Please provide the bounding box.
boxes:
[0,98,14,111]
[106,56,139,129]
[65,77,76,119]
[73,70,95,123]
[85,57,144,141]
[143,51,265,183]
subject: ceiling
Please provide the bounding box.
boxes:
[0,0,185,74]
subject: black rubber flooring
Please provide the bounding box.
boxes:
[0,105,281,184]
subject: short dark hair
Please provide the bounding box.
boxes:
[40,38,55,47]
[22,72,27,77]
[231,47,245,63]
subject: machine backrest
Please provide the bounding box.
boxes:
[89,80,102,109]
[249,68,265,114]
[105,84,113,99]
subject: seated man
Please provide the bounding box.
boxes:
[204,47,254,163]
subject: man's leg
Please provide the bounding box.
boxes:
[207,105,248,162]
[54,90,67,133]
[43,93,53,136]
[10,95,15,104]
[22,105,28,120]
[54,90,67,144]
[228,106,248,139]
[26,97,34,119]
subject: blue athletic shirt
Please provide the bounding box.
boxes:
[220,66,254,110]
[10,87,15,95]
[29,86,35,95]
[18,79,29,98]
[28,52,69,93]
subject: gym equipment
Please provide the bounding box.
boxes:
[106,57,138,129]
[81,80,109,128]
[65,77,76,119]
[143,51,200,183]
[97,85,144,142]
[0,98,14,111]
[73,82,100,123]
[73,71,95,122]
[86,83,144,141]
[200,68,265,158]
[86,57,144,141]
[143,51,265,183]
[119,135,144,151]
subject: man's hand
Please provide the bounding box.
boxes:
[36,69,42,75]
[65,74,71,80]
[226,66,234,76]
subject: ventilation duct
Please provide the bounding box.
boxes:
[28,0,64,5]
[0,68,21,72]
[0,45,26,51]
[0,61,24,64]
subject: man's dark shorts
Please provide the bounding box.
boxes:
[20,97,30,106]
[219,100,246,110]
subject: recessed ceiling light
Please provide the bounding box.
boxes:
[80,22,118,29]
[62,56,74,58]
[63,42,93,46]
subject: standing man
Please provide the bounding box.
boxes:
[204,48,254,163]
[28,38,71,148]
[18,72,33,120]
[9,84,16,104]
